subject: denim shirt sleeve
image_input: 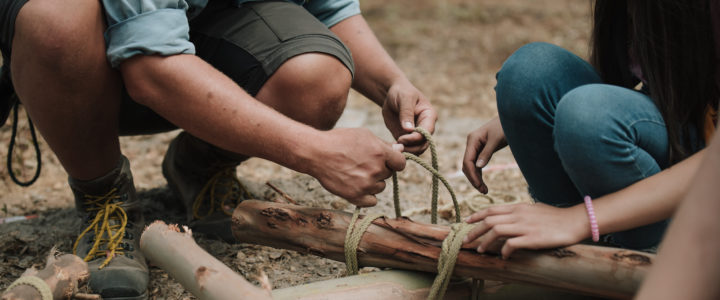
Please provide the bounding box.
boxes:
[303,0,361,28]
[102,0,202,68]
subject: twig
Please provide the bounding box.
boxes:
[73,293,101,300]
[265,182,297,205]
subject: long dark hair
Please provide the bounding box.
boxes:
[591,0,718,163]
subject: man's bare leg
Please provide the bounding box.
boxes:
[256,52,352,130]
[10,2,148,299]
[11,0,122,181]
[156,52,354,240]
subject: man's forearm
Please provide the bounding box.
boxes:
[118,54,323,174]
[331,14,407,106]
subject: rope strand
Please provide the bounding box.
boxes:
[344,207,384,275]
[343,127,476,300]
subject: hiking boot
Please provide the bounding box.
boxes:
[162,132,252,242]
[70,155,148,300]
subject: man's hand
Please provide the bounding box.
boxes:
[306,128,407,207]
[462,203,589,259]
[463,117,507,194]
[382,79,437,154]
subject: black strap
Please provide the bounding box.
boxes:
[7,98,41,186]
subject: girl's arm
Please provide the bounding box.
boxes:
[636,131,720,300]
[463,148,705,258]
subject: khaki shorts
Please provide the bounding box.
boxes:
[0,0,354,135]
[119,0,354,135]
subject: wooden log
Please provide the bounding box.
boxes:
[140,221,272,300]
[272,269,477,300]
[274,270,603,300]
[1,249,90,300]
[231,200,655,299]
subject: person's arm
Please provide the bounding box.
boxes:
[635,131,720,300]
[463,137,705,258]
[330,14,437,154]
[103,0,407,207]
[119,55,406,207]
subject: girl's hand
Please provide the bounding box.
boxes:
[462,203,589,259]
[463,117,507,193]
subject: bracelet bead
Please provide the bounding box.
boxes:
[583,195,600,242]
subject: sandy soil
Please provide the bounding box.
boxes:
[0,0,591,298]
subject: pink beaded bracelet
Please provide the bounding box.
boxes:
[583,195,600,242]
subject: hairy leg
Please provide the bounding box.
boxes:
[11,0,122,180]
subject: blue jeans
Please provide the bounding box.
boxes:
[495,42,679,250]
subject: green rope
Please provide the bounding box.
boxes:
[343,127,473,299]
[392,127,460,224]
[392,173,401,218]
[344,207,384,275]
[402,153,461,223]
[427,222,475,300]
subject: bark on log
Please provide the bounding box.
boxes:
[140,221,272,300]
[1,250,90,300]
[232,200,655,300]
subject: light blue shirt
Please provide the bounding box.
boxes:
[102,0,360,67]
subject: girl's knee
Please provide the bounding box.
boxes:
[496,42,593,121]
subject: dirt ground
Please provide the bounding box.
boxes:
[0,0,591,298]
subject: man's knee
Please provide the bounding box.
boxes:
[259,53,352,130]
[12,0,105,68]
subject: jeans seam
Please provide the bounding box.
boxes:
[623,118,666,178]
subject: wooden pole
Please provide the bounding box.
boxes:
[272,269,477,300]
[232,200,654,299]
[1,250,90,300]
[140,221,272,300]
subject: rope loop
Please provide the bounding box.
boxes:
[427,223,475,300]
[7,100,42,187]
[343,127,475,300]
[392,127,460,223]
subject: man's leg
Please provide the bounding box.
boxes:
[160,1,352,240]
[11,0,121,180]
[9,0,148,298]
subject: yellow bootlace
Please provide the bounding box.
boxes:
[192,168,252,219]
[72,188,128,269]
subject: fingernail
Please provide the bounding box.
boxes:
[476,246,484,253]
[392,143,404,152]
[475,159,484,168]
[404,122,414,129]
[463,237,469,243]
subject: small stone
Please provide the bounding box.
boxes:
[236,251,247,260]
[268,251,283,260]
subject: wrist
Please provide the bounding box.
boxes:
[371,75,410,106]
[286,128,329,176]
[568,204,593,242]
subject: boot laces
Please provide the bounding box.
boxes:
[72,188,128,269]
[192,168,252,219]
